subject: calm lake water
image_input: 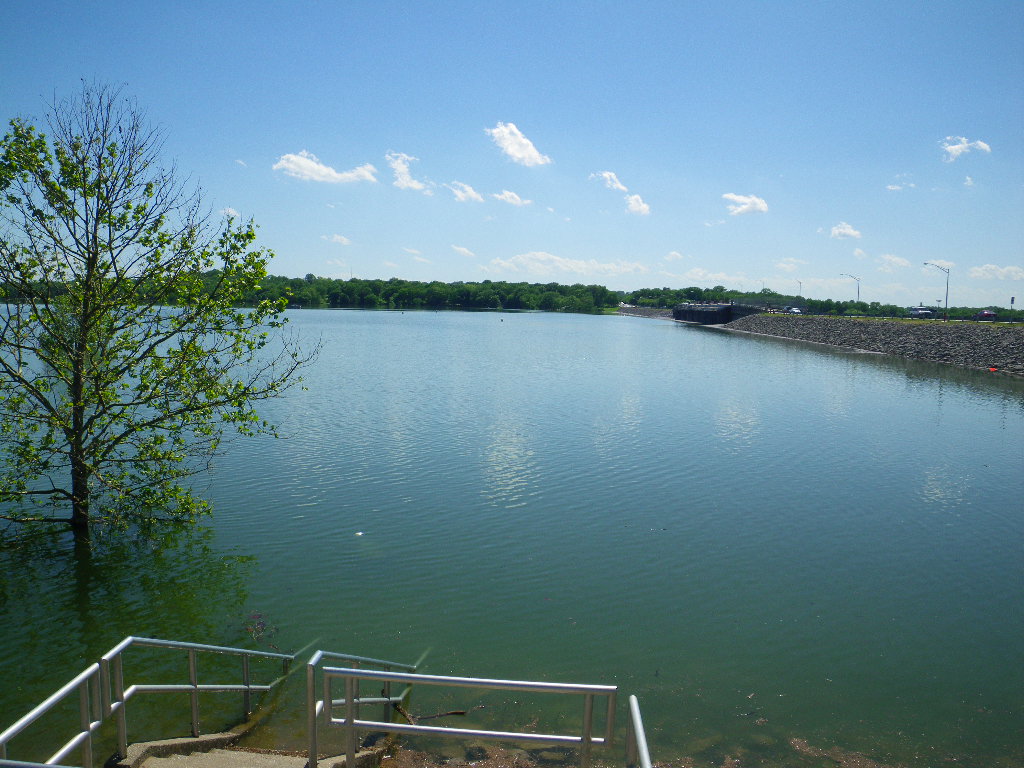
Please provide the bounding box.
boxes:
[2,310,1022,767]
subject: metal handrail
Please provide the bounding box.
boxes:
[306,649,417,768]
[0,665,100,768]
[625,696,651,768]
[0,636,294,768]
[312,665,617,768]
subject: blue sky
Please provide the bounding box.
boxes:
[2,1,1022,307]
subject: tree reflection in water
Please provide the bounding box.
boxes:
[0,525,256,762]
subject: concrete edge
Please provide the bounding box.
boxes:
[109,730,385,768]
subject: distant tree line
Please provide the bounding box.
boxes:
[235,274,623,313]
[4,273,1019,320]
[623,285,1022,321]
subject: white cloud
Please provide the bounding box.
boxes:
[485,122,551,166]
[775,257,807,273]
[886,174,915,191]
[722,193,768,215]
[830,221,862,239]
[625,194,650,216]
[704,219,725,227]
[273,150,378,183]
[452,245,476,258]
[492,189,532,206]
[386,151,432,194]
[413,255,431,264]
[234,159,247,167]
[964,176,974,187]
[672,266,750,285]
[854,248,868,259]
[485,251,649,279]
[403,247,421,255]
[445,181,484,202]
[941,136,991,162]
[969,264,1024,281]
[220,207,239,218]
[664,251,687,261]
[877,254,910,273]
[590,171,628,192]
[321,234,352,245]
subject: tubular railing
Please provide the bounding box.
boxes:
[0,636,294,768]
[306,650,418,768]
[310,665,616,768]
[625,696,651,768]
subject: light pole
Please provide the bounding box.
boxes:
[840,273,860,303]
[797,280,802,297]
[924,262,950,321]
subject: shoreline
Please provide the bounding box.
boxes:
[617,308,1024,377]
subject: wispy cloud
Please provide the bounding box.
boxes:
[486,251,649,279]
[234,159,247,167]
[625,194,650,216]
[669,266,749,285]
[413,255,431,264]
[941,136,991,162]
[445,181,484,202]
[590,171,628,192]
[964,176,974,187]
[452,245,476,258]
[830,221,862,239]
[969,264,1024,281]
[220,207,239,218]
[321,234,352,245]
[886,173,915,191]
[775,257,807,273]
[273,150,378,183]
[485,122,551,166]
[877,254,910,273]
[492,189,532,206]
[386,151,433,194]
[722,193,768,215]
[664,251,687,262]
[403,247,421,255]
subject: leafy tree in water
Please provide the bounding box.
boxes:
[0,84,312,539]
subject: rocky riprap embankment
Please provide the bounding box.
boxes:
[617,307,674,319]
[724,313,1024,376]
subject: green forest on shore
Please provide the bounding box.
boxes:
[231,273,1023,321]
[4,272,1020,321]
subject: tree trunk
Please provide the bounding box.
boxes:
[70,450,90,539]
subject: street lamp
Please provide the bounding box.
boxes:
[797,280,802,297]
[923,262,950,321]
[840,273,861,303]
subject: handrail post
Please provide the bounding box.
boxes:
[242,655,252,718]
[113,652,128,758]
[580,693,594,768]
[79,675,93,768]
[605,691,616,747]
[306,657,318,768]
[627,696,651,768]
[345,676,357,768]
[188,649,200,737]
[381,665,392,724]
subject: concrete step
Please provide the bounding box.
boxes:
[141,749,307,768]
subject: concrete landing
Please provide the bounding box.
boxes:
[140,749,306,768]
